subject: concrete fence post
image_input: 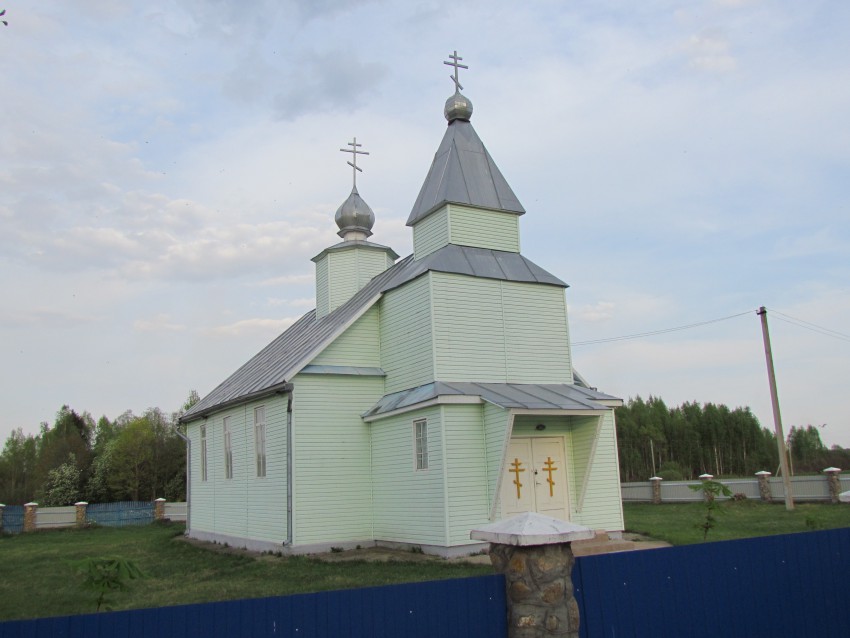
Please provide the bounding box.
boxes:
[74,502,88,527]
[471,512,594,638]
[23,502,38,532]
[154,498,166,521]
[649,476,663,504]
[823,468,841,504]
[0,503,5,532]
[699,474,715,502]
[755,471,773,502]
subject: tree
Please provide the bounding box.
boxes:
[108,418,155,501]
[42,455,82,506]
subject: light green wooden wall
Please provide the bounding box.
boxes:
[431,272,573,384]
[371,405,447,545]
[316,246,392,319]
[291,373,382,545]
[449,205,520,253]
[442,404,491,546]
[186,394,288,543]
[315,257,329,318]
[483,403,511,514]
[568,411,624,531]
[412,205,520,258]
[379,275,434,393]
[310,305,381,367]
[413,206,449,259]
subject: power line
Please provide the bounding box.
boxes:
[767,308,850,343]
[571,310,754,346]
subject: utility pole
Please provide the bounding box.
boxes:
[757,306,794,510]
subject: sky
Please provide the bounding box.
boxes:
[2,0,849,451]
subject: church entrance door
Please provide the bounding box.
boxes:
[500,437,569,521]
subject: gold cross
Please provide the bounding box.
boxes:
[509,458,525,499]
[543,456,558,497]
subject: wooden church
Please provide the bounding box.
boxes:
[180,53,625,556]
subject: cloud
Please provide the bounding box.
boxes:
[686,30,737,73]
[271,51,389,121]
[133,314,187,333]
[206,316,298,337]
[0,308,98,329]
[573,302,616,323]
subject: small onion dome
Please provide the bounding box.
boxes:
[335,186,375,238]
[444,91,473,122]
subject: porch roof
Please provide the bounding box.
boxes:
[362,381,621,420]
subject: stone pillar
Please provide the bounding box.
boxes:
[755,471,772,502]
[74,502,88,527]
[154,498,166,521]
[23,502,38,533]
[649,476,663,504]
[0,504,5,532]
[471,512,594,638]
[698,474,714,502]
[823,467,841,504]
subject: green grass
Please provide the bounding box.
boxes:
[0,523,493,622]
[624,500,850,545]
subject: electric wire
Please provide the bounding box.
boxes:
[766,308,850,343]
[571,310,754,346]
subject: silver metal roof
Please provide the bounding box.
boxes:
[407,119,525,226]
[181,244,567,422]
[362,382,622,419]
[385,244,567,291]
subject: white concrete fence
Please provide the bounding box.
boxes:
[622,468,849,503]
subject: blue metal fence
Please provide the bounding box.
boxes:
[573,527,850,638]
[0,575,507,638]
[86,501,156,527]
[1,506,23,534]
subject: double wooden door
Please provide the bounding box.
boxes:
[500,437,569,520]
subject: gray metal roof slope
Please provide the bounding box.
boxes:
[407,119,525,226]
[363,382,622,419]
[181,245,568,422]
[384,244,567,291]
[180,255,414,421]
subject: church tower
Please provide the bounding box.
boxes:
[312,138,398,319]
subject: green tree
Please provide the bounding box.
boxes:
[108,418,155,501]
[42,455,82,506]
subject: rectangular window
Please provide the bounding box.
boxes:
[414,419,428,470]
[223,416,233,479]
[254,406,267,478]
[200,423,208,482]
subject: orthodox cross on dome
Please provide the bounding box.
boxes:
[444,50,468,93]
[340,137,369,189]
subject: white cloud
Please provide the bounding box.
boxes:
[206,317,298,337]
[133,314,187,333]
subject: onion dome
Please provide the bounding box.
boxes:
[334,185,375,239]
[444,91,473,122]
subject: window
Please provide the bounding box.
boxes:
[414,419,428,470]
[254,406,267,478]
[223,416,233,479]
[200,423,208,482]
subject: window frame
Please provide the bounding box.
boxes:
[254,406,267,478]
[223,416,233,480]
[200,422,208,482]
[414,418,428,471]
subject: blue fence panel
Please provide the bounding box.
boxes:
[574,527,850,638]
[1,506,24,534]
[0,575,507,638]
[86,501,155,527]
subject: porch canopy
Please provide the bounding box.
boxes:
[362,381,620,421]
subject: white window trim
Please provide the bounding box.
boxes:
[200,423,208,482]
[223,416,233,480]
[414,418,429,471]
[254,406,267,478]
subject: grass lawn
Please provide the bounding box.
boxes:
[0,523,493,622]
[624,500,850,545]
